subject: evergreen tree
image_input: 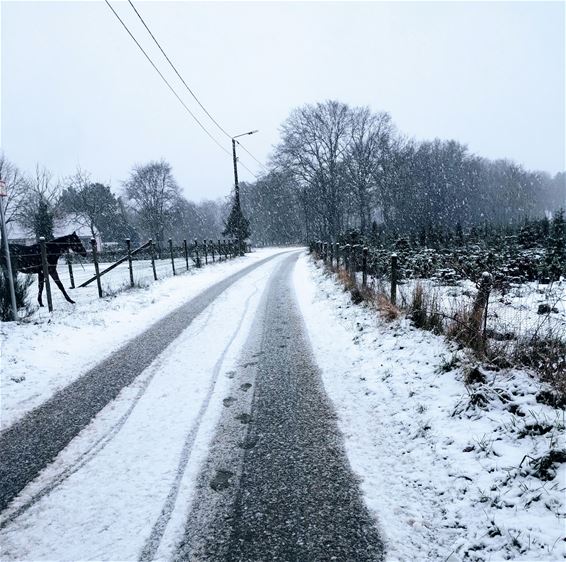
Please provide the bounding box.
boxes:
[33,197,54,240]
[223,196,251,242]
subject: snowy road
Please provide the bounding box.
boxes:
[181,252,384,561]
[0,249,383,561]
[0,251,286,513]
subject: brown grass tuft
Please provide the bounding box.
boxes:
[374,293,400,320]
[409,283,444,334]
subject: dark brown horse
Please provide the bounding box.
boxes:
[5,232,87,306]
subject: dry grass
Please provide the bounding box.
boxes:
[329,262,399,320]
[314,251,566,402]
[374,293,400,320]
[513,334,566,401]
[336,267,357,292]
[409,283,444,334]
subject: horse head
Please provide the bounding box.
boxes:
[70,232,88,257]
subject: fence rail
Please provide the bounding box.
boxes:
[311,239,496,350]
[25,238,252,313]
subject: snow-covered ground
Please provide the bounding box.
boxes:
[367,275,566,343]
[295,255,565,562]
[2,248,563,561]
[0,247,291,429]
[0,250,294,560]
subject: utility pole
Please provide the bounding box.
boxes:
[0,179,18,321]
[232,138,240,207]
[224,130,257,255]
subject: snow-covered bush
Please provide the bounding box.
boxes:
[0,272,32,321]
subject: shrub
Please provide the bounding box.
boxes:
[514,334,566,400]
[0,272,32,321]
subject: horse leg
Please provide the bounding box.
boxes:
[49,268,75,304]
[37,272,44,307]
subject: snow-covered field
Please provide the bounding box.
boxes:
[367,274,566,343]
[0,248,291,429]
[295,255,565,562]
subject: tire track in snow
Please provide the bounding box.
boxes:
[0,251,289,513]
[0,304,220,530]
[139,283,260,561]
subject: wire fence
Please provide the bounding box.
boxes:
[10,238,250,313]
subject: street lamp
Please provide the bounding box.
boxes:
[232,130,258,207]
[224,129,258,255]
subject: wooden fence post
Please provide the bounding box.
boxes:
[169,238,176,275]
[66,253,75,289]
[126,238,134,288]
[470,272,492,351]
[39,237,53,312]
[222,239,226,260]
[203,240,208,265]
[362,246,368,287]
[150,239,157,280]
[210,240,215,262]
[335,242,340,268]
[350,245,356,275]
[183,239,189,270]
[390,253,398,305]
[194,239,201,268]
[91,238,103,299]
[345,244,351,273]
[217,239,222,261]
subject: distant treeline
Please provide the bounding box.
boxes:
[1,99,564,249]
[240,100,564,245]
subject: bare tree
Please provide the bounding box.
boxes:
[123,160,181,250]
[61,168,121,240]
[345,107,395,234]
[16,165,61,240]
[0,154,27,227]
[274,100,353,240]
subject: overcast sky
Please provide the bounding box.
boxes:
[1,1,564,202]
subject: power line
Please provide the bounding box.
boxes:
[105,0,260,179]
[127,0,233,141]
[236,140,268,170]
[105,0,230,157]
[127,0,265,178]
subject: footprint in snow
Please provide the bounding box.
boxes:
[235,413,253,424]
[210,469,234,492]
[238,436,258,450]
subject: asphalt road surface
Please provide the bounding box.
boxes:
[0,252,284,513]
[1,250,384,561]
[179,252,384,562]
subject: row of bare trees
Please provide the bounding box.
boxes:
[241,100,564,243]
[274,102,396,240]
[0,154,230,252]
[3,99,563,250]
